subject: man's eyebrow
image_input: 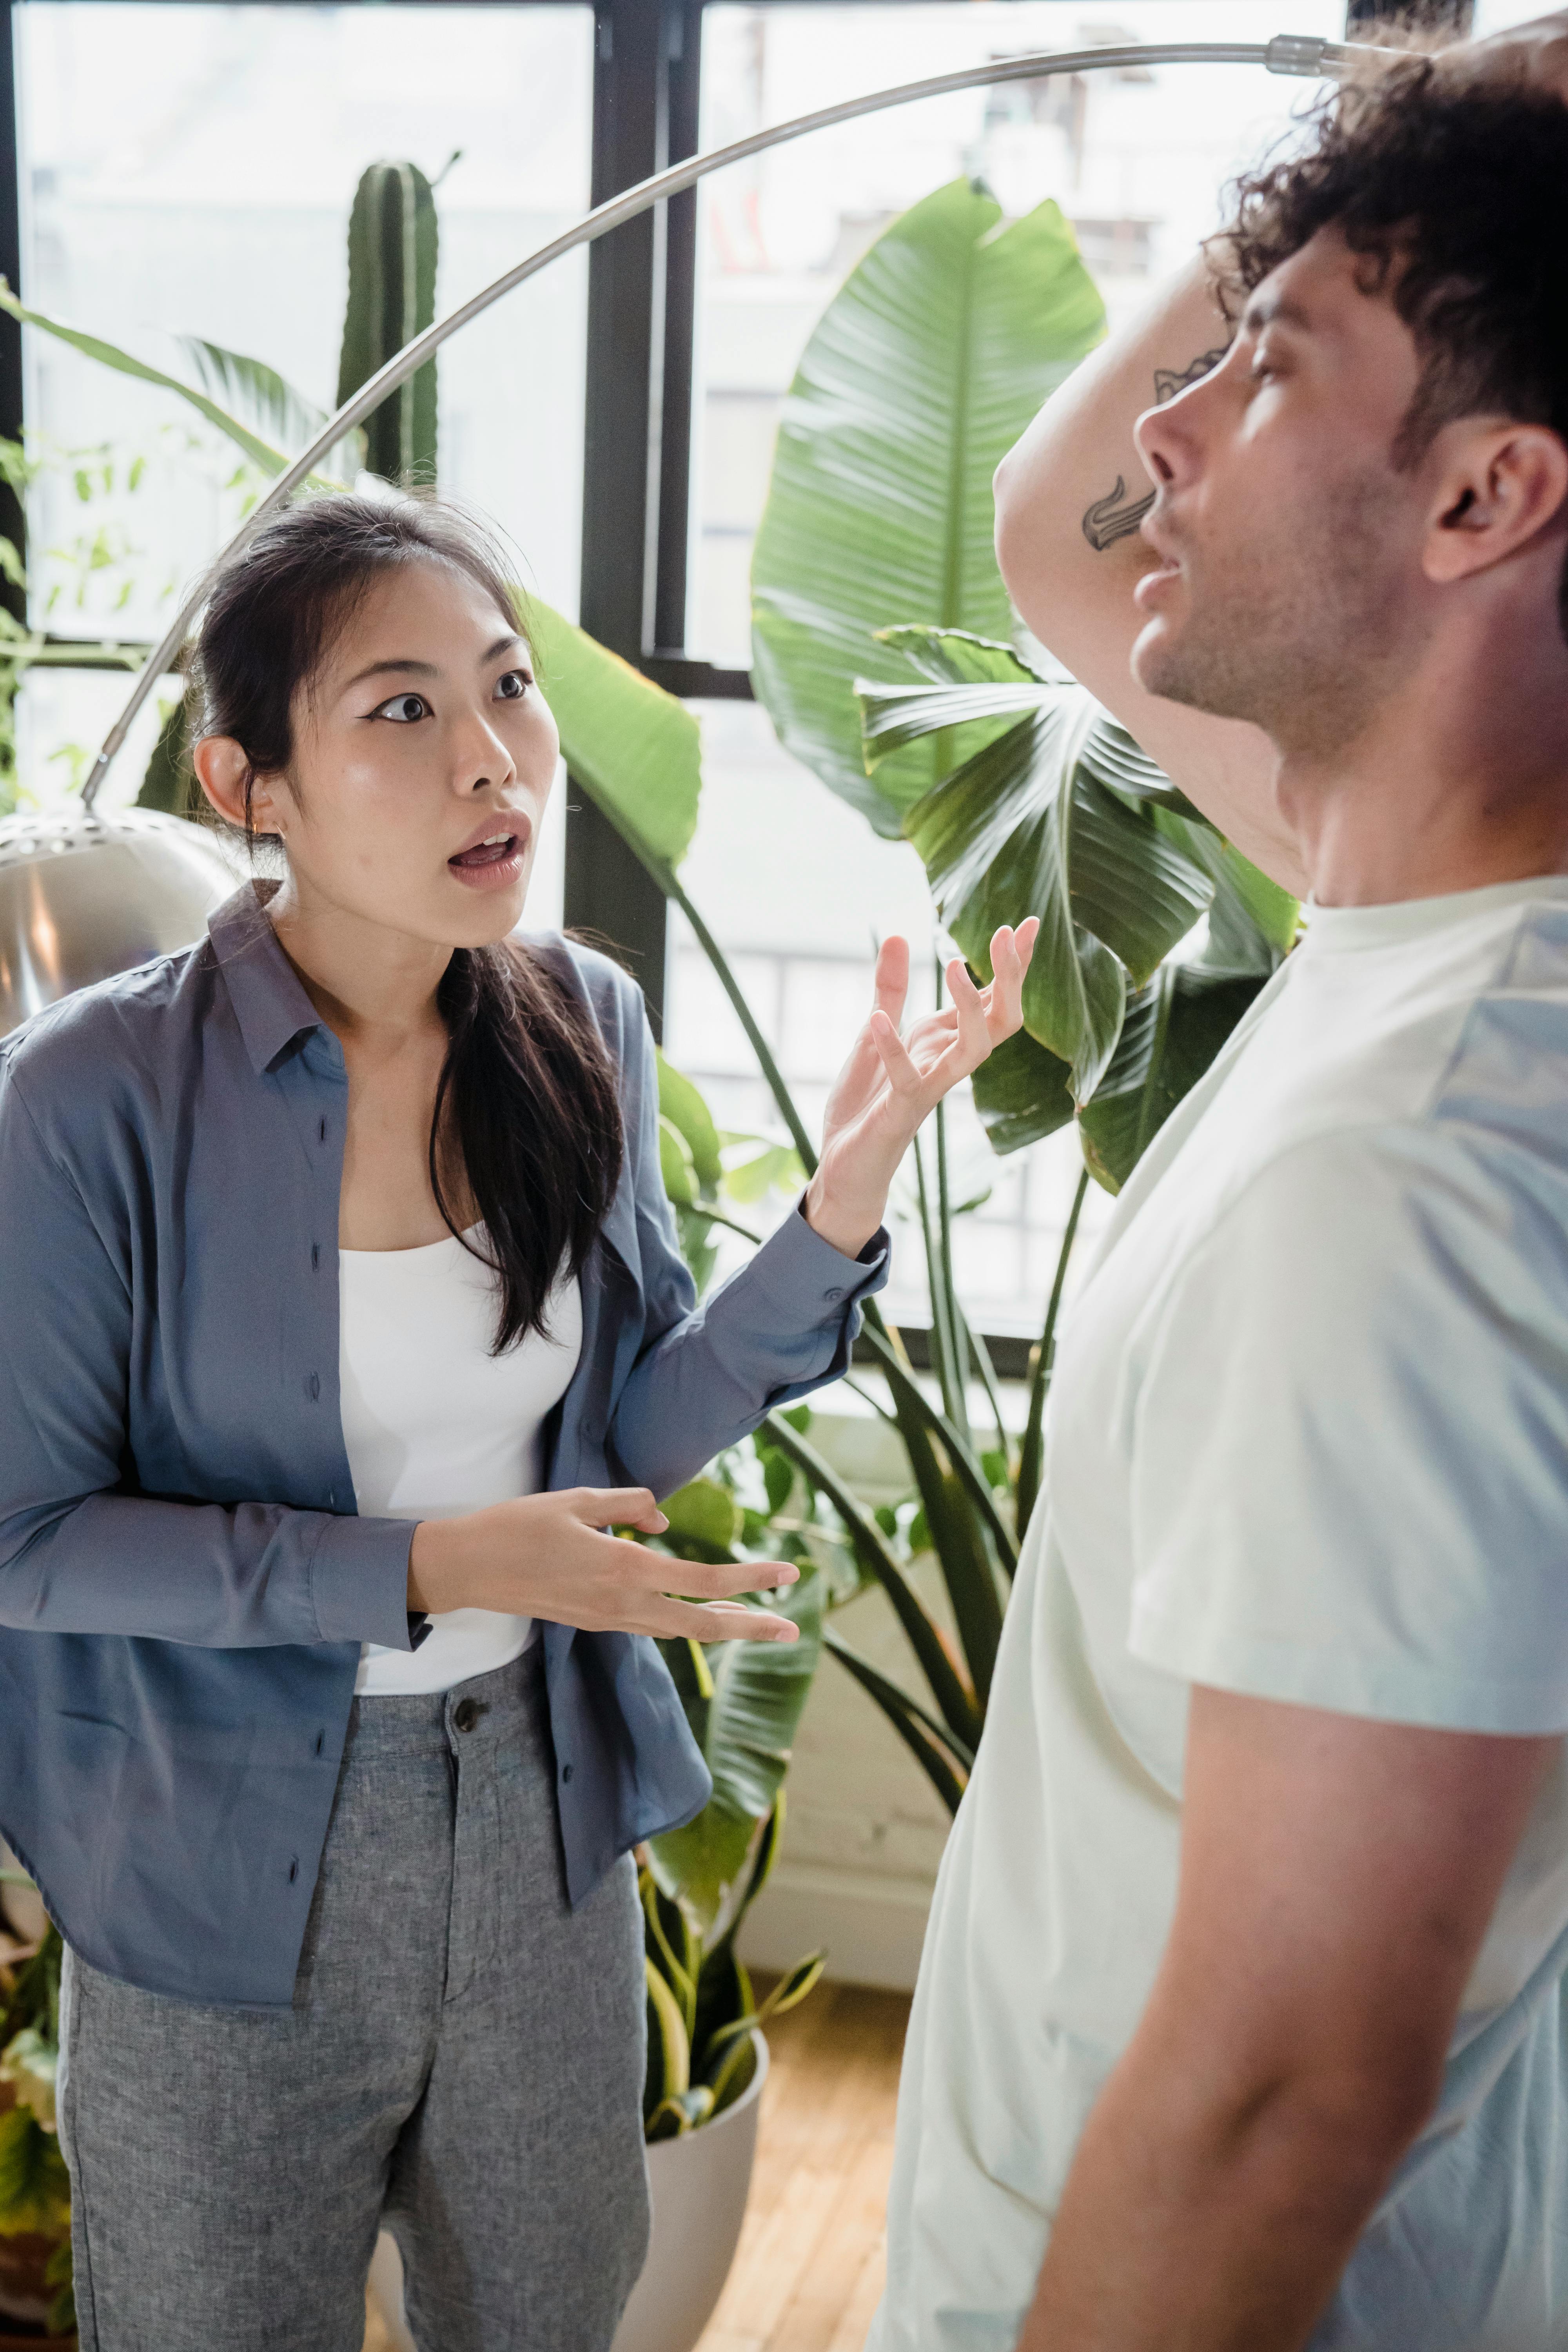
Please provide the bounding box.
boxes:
[1241,289,1313,337]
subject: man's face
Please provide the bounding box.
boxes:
[1131,227,1432,757]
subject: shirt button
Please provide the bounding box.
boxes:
[824,1287,844,1303]
[306,1372,320,1401]
[561,1762,574,1786]
[452,1698,482,1733]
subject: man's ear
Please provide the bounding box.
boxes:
[1422,420,1568,587]
[191,735,289,837]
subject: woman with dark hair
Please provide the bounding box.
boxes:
[0,488,1036,2352]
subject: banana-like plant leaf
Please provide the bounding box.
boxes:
[0,285,346,488]
[751,181,1104,837]
[880,633,1213,1102]
[0,2104,71,2238]
[659,1116,700,1209]
[970,1025,1075,1155]
[1077,960,1269,1193]
[178,336,366,481]
[526,599,701,878]
[135,692,195,819]
[646,1571,824,1942]
[661,1475,741,1559]
[658,1051,724,1191]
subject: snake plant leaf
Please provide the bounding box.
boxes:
[881,633,1213,1101]
[525,599,701,879]
[647,1572,824,1944]
[0,285,347,486]
[643,1957,693,2132]
[704,2025,760,2118]
[338,162,439,485]
[750,181,1104,837]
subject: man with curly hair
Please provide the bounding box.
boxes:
[870,21,1568,2352]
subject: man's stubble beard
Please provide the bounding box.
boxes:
[1134,462,1416,763]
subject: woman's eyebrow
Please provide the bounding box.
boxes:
[481,633,523,666]
[343,656,439,690]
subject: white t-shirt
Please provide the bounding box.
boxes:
[339,1227,582,1697]
[873,876,1568,2352]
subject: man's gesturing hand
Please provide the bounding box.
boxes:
[803,921,1040,1260]
[407,1486,801,1642]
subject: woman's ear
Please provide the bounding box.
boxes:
[191,735,290,838]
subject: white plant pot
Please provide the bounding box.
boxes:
[612,2031,770,2352]
[366,2032,769,2352]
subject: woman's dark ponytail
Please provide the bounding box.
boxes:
[190,488,624,1351]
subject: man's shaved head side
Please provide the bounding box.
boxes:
[1227,60,1568,630]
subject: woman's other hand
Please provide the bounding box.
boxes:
[407,1487,801,1641]
[803,920,1040,1259]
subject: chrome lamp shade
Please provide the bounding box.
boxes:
[0,808,242,1039]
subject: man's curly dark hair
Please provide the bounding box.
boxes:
[1223,59,1568,479]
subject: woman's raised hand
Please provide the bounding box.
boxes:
[407,1487,801,1642]
[802,920,1040,1259]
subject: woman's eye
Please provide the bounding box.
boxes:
[494,669,530,703]
[372,692,430,724]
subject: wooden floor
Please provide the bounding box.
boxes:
[361,1981,910,2352]
[697,1982,909,2352]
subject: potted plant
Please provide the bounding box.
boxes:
[0,1869,73,2347]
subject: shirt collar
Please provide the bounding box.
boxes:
[207,882,327,1074]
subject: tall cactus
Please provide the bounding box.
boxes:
[337,162,439,486]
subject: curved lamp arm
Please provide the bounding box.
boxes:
[81,29,1378,811]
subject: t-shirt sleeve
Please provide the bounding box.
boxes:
[1126,1122,1568,1734]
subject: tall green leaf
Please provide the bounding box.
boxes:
[871,630,1213,1102]
[646,1570,824,1943]
[0,285,343,485]
[178,336,366,481]
[338,162,439,485]
[527,599,701,879]
[751,180,1104,836]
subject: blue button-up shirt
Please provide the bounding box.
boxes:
[0,885,886,2007]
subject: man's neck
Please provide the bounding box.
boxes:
[1273,605,1568,908]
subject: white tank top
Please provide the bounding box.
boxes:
[338,1226,583,1696]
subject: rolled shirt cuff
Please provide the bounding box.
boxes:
[309,1511,419,1650]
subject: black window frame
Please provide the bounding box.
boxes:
[0,0,1421,1379]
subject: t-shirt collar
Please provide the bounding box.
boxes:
[1299,872,1568,956]
[207,881,328,1074]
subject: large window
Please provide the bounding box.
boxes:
[12,0,593,919]
[8,0,1522,1343]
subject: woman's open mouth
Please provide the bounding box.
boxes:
[448,824,530,891]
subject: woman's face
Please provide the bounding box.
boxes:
[245,557,559,949]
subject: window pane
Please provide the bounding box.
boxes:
[17,0,594,657]
[691,0,1345,663]
[669,0,1341,1334]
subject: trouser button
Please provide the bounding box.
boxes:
[452,1697,485,1733]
